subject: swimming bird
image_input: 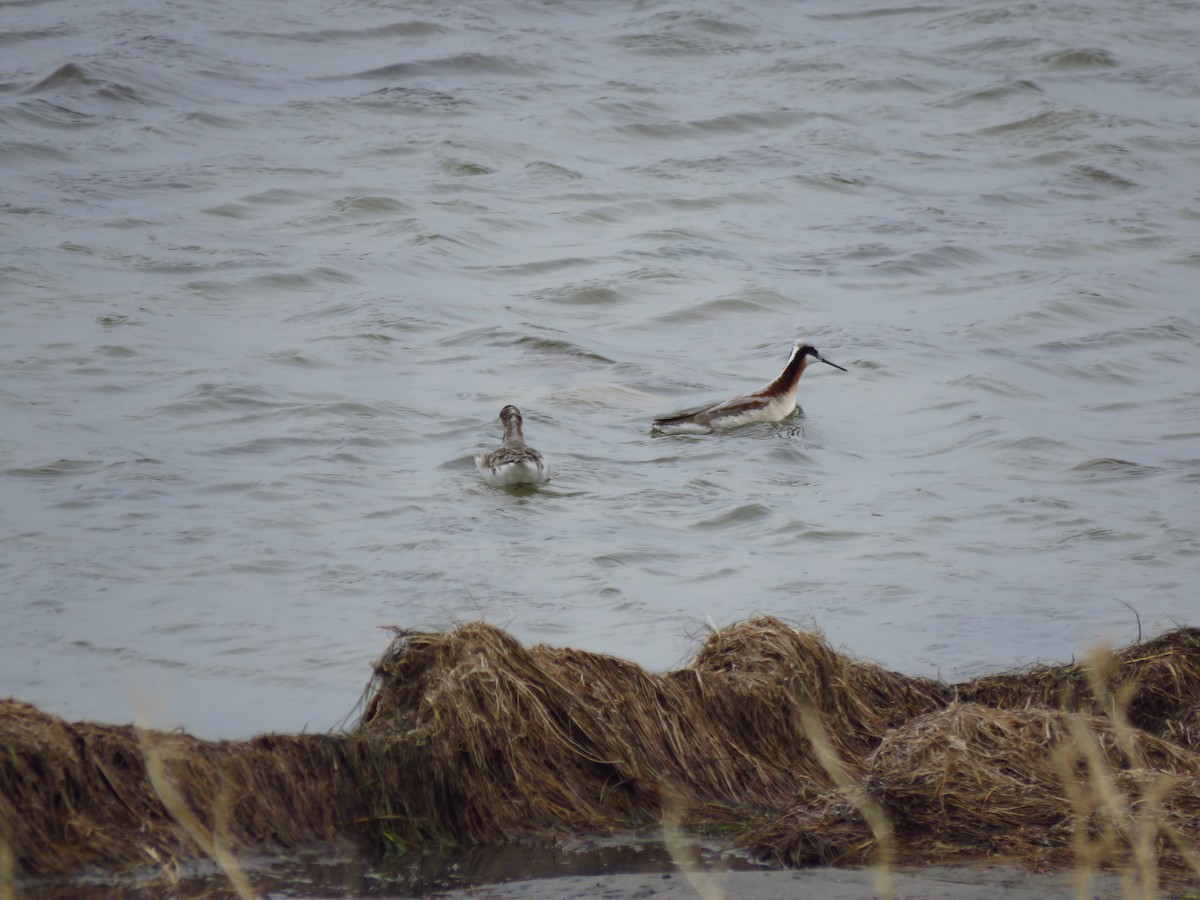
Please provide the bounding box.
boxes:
[651,339,847,434]
[475,405,550,486]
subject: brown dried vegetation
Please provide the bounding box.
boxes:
[2,618,1199,892]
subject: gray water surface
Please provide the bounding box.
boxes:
[2,0,1198,739]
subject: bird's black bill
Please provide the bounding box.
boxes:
[818,356,848,372]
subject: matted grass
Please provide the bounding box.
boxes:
[957,628,1200,751]
[2,618,1199,893]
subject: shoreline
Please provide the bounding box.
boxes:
[429,864,1135,900]
[5,619,1199,895]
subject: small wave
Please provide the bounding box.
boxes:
[1065,164,1139,190]
[346,53,542,80]
[476,256,592,276]
[1037,48,1118,69]
[512,336,614,364]
[793,528,864,542]
[354,86,470,114]
[692,503,773,529]
[0,25,73,48]
[626,11,758,38]
[947,374,1045,400]
[999,289,1140,333]
[1,99,96,130]
[0,141,74,164]
[866,243,988,276]
[570,96,672,126]
[97,314,138,327]
[821,75,937,93]
[20,61,150,105]
[620,266,692,286]
[243,268,361,291]
[1000,238,1098,260]
[1000,436,1075,455]
[977,191,1050,207]
[94,344,136,359]
[789,171,873,193]
[612,33,739,56]
[1070,458,1163,481]
[808,5,947,21]
[147,383,281,417]
[1057,527,1136,544]
[262,351,335,370]
[209,435,345,457]
[1011,494,1075,510]
[168,395,389,428]
[21,62,97,93]
[637,242,740,264]
[311,313,440,343]
[926,7,1027,30]
[181,111,241,129]
[554,383,658,413]
[3,459,107,478]
[522,161,583,181]
[536,285,625,306]
[649,291,791,325]
[229,557,305,575]
[438,158,494,176]
[897,415,1005,459]
[975,108,1116,142]
[1036,318,1198,353]
[938,79,1043,109]
[228,21,449,44]
[294,195,412,227]
[200,186,325,220]
[942,35,1040,57]
[615,109,805,140]
[1167,249,1200,268]
[436,325,519,348]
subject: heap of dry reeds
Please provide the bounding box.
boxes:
[0,699,370,876]
[958,627,1200,750]
[357,618,950,842]
[748,702,1200,875]
[3,618,1199,892]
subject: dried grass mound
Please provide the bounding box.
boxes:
[5,618,1200,887]
[354,617,943,839]
[872,704,1200,872]
[527,640,815,822]
[684,617,953,757]
[750,702,1200,879]
[358,622,659,840]
[959,627,1200,750]
[743,789,876,868]
[355,619,926,844]
[0,699,365,878]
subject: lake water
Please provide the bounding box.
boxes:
[2,0,1198,740]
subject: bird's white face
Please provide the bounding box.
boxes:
[790,339,817,363]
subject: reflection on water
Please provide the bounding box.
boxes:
[31,835,766,899]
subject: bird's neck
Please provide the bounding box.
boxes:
[763,351,809,397]
[502,420,526,447]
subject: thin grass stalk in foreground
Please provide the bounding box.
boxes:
[1083,647,1164,900]
[1057,717,1168,900]
[1056,647,1169,900]
[1159,818,1200,885]
[661,794,724,900]
[137,727,258,900]
[796,699,894,900]
[0,829,13,900]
